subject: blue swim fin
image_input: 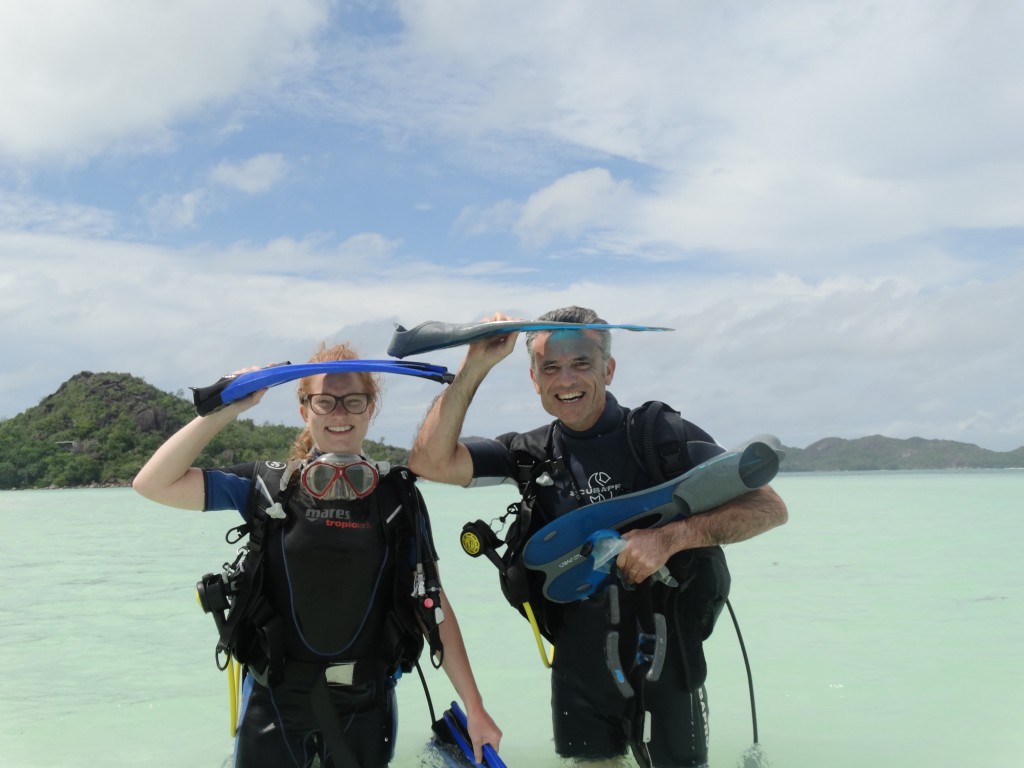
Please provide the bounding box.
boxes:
[522,435,785,602]
[432,700,507,768]
[191,360,453,415]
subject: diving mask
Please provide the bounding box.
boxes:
[301,454,380,501]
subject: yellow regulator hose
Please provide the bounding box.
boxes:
[523,602,554,668]
[227,657,241,737]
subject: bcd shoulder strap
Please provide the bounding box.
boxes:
[626,400,690,482]
[200,461,290,685]
[381,465,444,671]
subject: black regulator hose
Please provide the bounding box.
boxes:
[725,598,759,744]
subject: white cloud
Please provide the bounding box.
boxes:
[0,0,330,162]
[209,154,289,195]
[207,232,404,277]
[144,189,208,231]
[514,169,635,247]
[140,154,289,231]
[454,200,521,238]
[0,191,117,236]
[455,169,636,246]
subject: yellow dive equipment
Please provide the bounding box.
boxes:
[197,586,244,736]
[460,521,554,668]
[227,657,242,736]
[523,601,554,668]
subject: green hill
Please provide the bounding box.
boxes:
[0,371,409,490]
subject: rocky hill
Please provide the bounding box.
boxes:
[0,371,408,490]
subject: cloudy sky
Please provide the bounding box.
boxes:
[2,0,1022,452]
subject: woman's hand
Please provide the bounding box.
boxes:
[465,703,503,765]
[223,365,269,414]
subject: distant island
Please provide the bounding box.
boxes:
[0,371,1021,490]
[782,434,1024,472]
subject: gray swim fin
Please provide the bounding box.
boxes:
[387,320,673,358]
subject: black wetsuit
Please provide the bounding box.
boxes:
[465,393,718,767]
[204,461,434,768]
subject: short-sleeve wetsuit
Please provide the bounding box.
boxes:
[465,393,717,767]
[204,461,435,768]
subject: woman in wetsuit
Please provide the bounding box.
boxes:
[134,342,501,768]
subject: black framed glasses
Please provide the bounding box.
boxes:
[303,393,372,416]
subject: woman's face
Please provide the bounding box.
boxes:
[299,372,374,455]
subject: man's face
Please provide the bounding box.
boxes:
[529,330,615,431]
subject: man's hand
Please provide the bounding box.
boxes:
[616,527,674,584]
[463,311,521,372]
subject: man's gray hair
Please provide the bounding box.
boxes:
[525,306,612,367]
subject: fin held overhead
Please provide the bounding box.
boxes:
[191,360,454,416]
[387,320,674,358]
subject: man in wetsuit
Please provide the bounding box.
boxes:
[409,306,788,767]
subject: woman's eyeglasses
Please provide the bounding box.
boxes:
[302,393,372,415]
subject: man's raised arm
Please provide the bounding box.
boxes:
[409,314,519,486]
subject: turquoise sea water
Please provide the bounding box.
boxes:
[1,472,1021,767]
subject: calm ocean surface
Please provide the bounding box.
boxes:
[1,471,1021,768]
